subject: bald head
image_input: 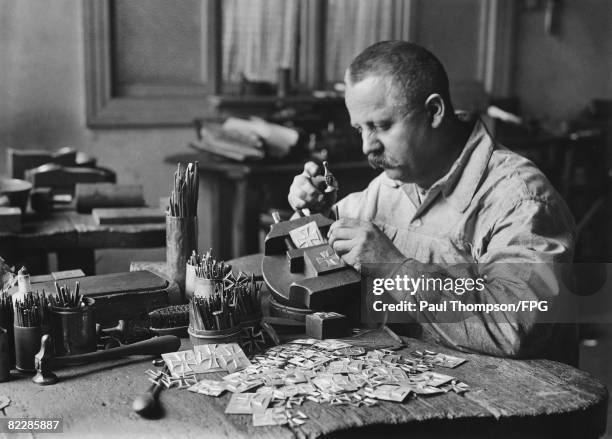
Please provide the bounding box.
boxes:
[346,41,452,113]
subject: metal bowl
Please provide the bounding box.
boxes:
[0,178,32,212]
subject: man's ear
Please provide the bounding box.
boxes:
[424,94,445,128]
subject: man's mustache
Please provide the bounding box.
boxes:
[367,153,391,169]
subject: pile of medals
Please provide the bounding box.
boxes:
[151,338,469,428]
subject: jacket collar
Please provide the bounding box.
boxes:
[376,118,494,213]
[440,119,494,212]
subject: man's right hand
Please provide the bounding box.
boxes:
[288,161,337,215]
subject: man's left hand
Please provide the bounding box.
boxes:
[327,218,406,271]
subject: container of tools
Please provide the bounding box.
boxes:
[13,291,50,373]
[166,215,197,302]
[188,326,241,346]
[14,325,41,373]
[189,249,231,300]
[188,263,262,346]
[188,295,241,346]
[235,277,263,331]
[0,327,10,381]
[185,260,197,301]
[166,162,199,303]
[0,291,14,371]
[48,282,96,356]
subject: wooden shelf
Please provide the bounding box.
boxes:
[209,94,345,110]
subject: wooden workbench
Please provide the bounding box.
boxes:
[0,334,607,438]
[0,209,165,275]
[1,256,606,438]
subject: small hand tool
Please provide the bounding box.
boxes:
[132,365,169,418]
[33,334,181,385]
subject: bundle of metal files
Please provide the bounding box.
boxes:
[51,281,87,309]
[168,162,199,218]
[189,274,261,331]
[189,249,231,280]
[232,276,261,321]
[0,291,14,328]
[14,292,50,327]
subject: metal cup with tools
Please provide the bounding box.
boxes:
[48,281,96,356]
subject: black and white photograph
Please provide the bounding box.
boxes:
[0,0,610,437]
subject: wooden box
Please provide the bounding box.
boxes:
[27,270,173,325]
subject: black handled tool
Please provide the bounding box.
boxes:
[33,334,181,385]
[132,365,169,418]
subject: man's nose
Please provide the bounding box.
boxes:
[362,131,381,155]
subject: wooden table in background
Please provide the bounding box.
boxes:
[0,209,165,275]
[164,152,379,260]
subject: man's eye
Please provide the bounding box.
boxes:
[374,123,390,131]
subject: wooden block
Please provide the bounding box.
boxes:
[92,207,165,225]
[75,183,145,213]
[264,214,334,255]
[11,271,171,325]
[305,312,349,339]
[0,207,21,233]
[75,152,97,167]
[52,269,86,281]
[289,269,362,310]
[30,187,53,214]
[7,147,76,179]
[288,221,325,248]
[24,164,116,191]
[30,274,54,284]
[303,244,345,277]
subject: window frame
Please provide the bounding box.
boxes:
[83,0,221,128]
[83,0,514,127]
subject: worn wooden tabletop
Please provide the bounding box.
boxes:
[1,256,606,438]
[1,333,607,439]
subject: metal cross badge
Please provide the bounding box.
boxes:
[289,222,325,248]
[316,249,340,268]
[214,344,251,373]
[170,374,198,389]
[223,270,249,291]
[163,351,197,377]
[240,326,267,355]
[194,344,223,372]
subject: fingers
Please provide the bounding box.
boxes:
[288,174,323,210]
[288,162,334,212]
[304,162,328,192]
[330,238,355,256]
[302,161,320,178]
[328,218,363,257]
[328,218,361,238]
[310,175,328,192]
[327,224,358,249]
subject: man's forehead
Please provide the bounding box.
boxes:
[344,74,399,119]
[344,73,390,93]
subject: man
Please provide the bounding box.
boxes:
[288,41,576,364]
